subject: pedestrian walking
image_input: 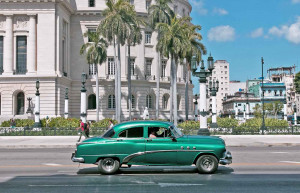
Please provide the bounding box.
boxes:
[77,119,87,142]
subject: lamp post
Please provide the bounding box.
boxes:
[80,72,87,123]
[209,80,219,128]
[243,104,246,120]
[33,80,41,128]
[194,94,199,121]
[191,54,214,135]
[261,57,266,134]
[65,88,69,119]
[26,97,33,114]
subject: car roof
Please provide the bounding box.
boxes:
[113,120,173,131]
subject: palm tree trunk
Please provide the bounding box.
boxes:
[127,43,132,121]
[96,65,99,122]
[185,66,189,121]
[117,42,122,122]
[156,52,160,120]
[113,38,118,122]
[173,58,178,126]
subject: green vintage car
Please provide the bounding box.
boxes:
[71,121,232,174]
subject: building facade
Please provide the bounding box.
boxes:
[0,0,194,122]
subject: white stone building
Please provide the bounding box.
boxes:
[207,60,230,115]
[0,0,194,122]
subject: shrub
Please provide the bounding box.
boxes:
[1,119,34,127]
[217,117,238,128]
[91,118,118,128]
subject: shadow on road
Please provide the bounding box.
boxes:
[77,166,234,175]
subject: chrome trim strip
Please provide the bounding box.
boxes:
[219,151,232,165]
[123,150,214,163]
[71,157,84,163]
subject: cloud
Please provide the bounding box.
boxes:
[292,0,300,4]
[268,16,300,44]
[190,0,208,15]
[250,28,264,38]
[213,8,228,15]
[208,25,235,42]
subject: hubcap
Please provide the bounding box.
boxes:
[103,158,115,172]
[201,157,214,171]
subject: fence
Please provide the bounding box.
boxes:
[1,126,300,136]
[0,127,107,136]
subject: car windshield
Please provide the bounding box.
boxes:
[102,128,115,138]
[170,125,183,138]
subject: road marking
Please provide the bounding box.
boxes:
[43,163,62,166]
[270,152,288,154]
[279,161,300,164]
[158,183,204,187]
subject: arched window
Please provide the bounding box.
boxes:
[146,95,152,109]
[162,94,169,109]
[108,95,115,109]
[16,92,25,115]
[88,94,96,109]
[127,95,136,109]
[177,95,181,110]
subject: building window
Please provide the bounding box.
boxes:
[88,94,96,109]
[130,0,134,5]
[146,95,152,108]
[146,0,151,10]
[162,94,169,109]
[182,9,185,16]
[108,95,115,109]
[89,63,97,75]
[130,58,135,75]
[16,92,25,115]
[274,90,277,96]
[146,59,152,76]
[89,0,95,7]
[145,32,152,44]
[161,60,167,77]
[88,28,96,42]
[0,36,3,74]
[280,90,283,96]
[62,21,68,76]
[16,36,27,74]
[224,66,227,68]
[127,95,136,109]
[108,58,115,75]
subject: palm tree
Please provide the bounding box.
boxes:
[148,0,174,120]
[184,24,207,120]
[156,16,190,125]
[80,30,108,122]
[99,0,137,122]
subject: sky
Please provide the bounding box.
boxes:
[190,0,300,94]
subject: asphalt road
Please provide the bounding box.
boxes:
[0,147,300,193]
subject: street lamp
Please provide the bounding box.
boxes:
[80,72,87,123]
[209,80,219,128]
[33,79,41,128]
[194,94,199,121]
[243,104,246,120]
[191,54,214,135]
[261,57,266,134]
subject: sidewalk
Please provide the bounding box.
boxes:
[0,135,300,149]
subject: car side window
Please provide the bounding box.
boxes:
[118,127,144,138]
[148,127,171,138]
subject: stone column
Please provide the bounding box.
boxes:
[199,82,207,130]
[3,14,13,75]
[283,103,287,121]
[294,112,297,126]
[64,88,69,119]
[246,103,250,120]
[27,14,36,74]
[80,87,87,123]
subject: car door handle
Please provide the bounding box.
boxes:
[147,139,152,142]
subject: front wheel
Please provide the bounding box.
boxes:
[98,158,120,175]
[196,155,218,174]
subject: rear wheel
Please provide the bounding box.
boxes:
[98,158,120,175]
[196,155,218,174]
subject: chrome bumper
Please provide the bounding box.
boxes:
[219,151,232,165]
[71,152,84,163]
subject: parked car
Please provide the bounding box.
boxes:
[71,121,232,174]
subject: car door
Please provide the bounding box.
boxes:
[113,126,146,164]
[145,126,178,165]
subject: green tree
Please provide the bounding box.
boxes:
[99,0,138,122]
[253,104,262,118]
[156,16,190,125]
[148,0,174,119]
[80,30,108,122]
